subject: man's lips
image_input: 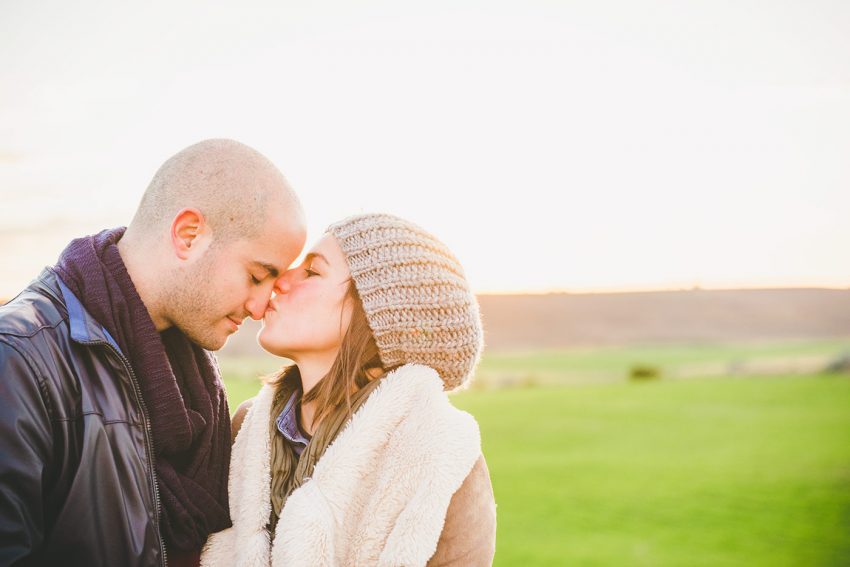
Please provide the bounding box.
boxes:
[226,316,243,330]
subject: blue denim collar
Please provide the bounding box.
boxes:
[275,388,311,454]
[56,276,121,353]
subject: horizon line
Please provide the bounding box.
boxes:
[474,283,850,296]
[3,283,850,304]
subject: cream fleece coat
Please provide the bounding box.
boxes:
[201,364,485,567]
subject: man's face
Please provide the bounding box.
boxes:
[171,217,305,350]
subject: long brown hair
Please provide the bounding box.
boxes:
[268,282,385,430]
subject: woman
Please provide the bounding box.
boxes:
[202,213,496,567]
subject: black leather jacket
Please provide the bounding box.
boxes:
[0,269,165,566]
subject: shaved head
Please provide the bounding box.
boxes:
[130,138,302,243]
[118,138,307,348]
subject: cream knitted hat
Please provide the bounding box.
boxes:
[327,213,484,390]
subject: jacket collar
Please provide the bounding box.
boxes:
[43,269,122,352]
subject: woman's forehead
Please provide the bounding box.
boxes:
[307,234,347,267]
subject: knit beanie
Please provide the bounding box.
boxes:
[326,213,484,390]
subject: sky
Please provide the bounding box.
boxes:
[1,0,849,297]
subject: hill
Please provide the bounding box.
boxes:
[219,288,850,356]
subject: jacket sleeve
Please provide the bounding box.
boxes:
[0,339,54,566]
[427,455,497,567]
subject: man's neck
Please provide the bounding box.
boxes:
[116,236,171,331]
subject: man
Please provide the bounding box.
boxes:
[0,139,307,566]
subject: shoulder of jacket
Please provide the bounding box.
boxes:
[231,397,255,442]
[380,363,444,396]
[0,281,67,340]
[320,363,481,473]
[231,384,276,449]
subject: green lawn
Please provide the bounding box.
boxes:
[218,344,850,566]
[452,375,850,566]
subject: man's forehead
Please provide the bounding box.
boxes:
[238,230,304,272]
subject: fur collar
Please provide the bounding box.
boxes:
[202,364,481,567]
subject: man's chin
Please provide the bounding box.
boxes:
[208,335,230,351]
[181,328,230,351]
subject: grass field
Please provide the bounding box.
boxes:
[453,375,850,566]
[219,341,850,566]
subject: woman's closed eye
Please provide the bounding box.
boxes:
[305,268,319,278]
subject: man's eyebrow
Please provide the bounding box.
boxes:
[251,261,280,278]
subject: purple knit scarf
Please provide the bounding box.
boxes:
[54,227,231,553]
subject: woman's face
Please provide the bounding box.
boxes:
[258,234,354,359]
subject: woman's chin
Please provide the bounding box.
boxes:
[256,329,285,357]
[259,343,292,359]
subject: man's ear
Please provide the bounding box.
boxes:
[170,208,208,260]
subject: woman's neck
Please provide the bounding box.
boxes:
[293,353,335,435]
[292,356,385,436]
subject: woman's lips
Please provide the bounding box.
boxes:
[263,303,278,320]
[266,296,282,314]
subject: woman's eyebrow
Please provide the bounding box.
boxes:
[305,252,329,266]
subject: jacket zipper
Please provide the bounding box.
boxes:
[103,342,169,567]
